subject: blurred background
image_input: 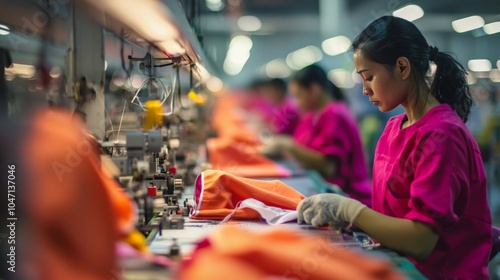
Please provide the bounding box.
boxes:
[0,0,499,278]
[1,0,498,216]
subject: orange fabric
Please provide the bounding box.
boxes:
[190,170,304,220]
[24,109,134,280]
[179,226,405,280]
[207,137,291,178]
[209,94,291,178]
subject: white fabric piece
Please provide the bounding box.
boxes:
[221,198,298,225]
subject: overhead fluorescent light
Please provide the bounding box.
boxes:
[392,5,424,22]
[223,35,253,75]
[468,59,492,72]
[49,67,62,79]
[206,0,224,12]
[351,70,362,84]
[321,36,351,56]
[286,46,322,70]
[293,46,322,64]
[206,76,224,92]
[0,24,10,35]
[286,53,300,70]
[452,16,484,33]
[265,59,291,78]
[229,35,253,52]
[483,21,500,35]
[490,69,500,83]
[5,63,36,79]
[328,69,355,89]
[466,72,476,85]
[237,16,262,32]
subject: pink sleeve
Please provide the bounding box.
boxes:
[404,131,467,234]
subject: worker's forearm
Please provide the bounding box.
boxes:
[288,144,336,177]
[354,208,438,261]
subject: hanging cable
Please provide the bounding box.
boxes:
[176,63,190,110]
[120,30,132,80]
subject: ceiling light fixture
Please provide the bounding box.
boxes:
[322,36,351,56]
[468,59,492,72]
[452,15,485,33]
[0,24,10,35]
[484,21,500,35]
[329,69,355,89]
[265,59,291,78]
[392,5,424,22]
[237,16,262,32]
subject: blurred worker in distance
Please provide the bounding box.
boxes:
[260,64,372,206]
[297,16,493,279]
[259,78,300,135]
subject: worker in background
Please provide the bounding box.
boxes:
[259,78,300,135]
[298,16,493,279]
[260,64,372,206]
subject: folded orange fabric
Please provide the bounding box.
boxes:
[178,225,405,280]
[207,137,291,178]
[208,93,292,178]
[190,170,304,220]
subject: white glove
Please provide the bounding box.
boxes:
[258,135,293,156]
[297,194,367,228]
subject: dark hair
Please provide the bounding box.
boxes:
[291,64,346,102]
[352,16,472,122]
[267,78,287,95]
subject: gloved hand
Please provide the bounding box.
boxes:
[297,193,367,228]
[258,135,294,157]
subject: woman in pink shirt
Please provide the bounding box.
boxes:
[297,16,493,279]
[261,64,372,205]
[259,78,301,135]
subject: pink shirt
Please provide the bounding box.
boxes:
[373,104,491,279]
[293,101,372,205]
[269,98,300,135]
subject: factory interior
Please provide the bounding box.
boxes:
[0,0,499,279]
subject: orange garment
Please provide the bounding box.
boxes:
[209,93,291,178]
[24,109,135,280]
[178,225,405,280]
[190,170,304,220]
[207,137,291,178]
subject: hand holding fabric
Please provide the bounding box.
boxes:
[297,193,367,228]
[258,135,294,157]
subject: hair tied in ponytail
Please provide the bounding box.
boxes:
[429,46,439,62]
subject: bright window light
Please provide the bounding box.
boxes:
[452,16,484,33]
[392,5,424,22]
